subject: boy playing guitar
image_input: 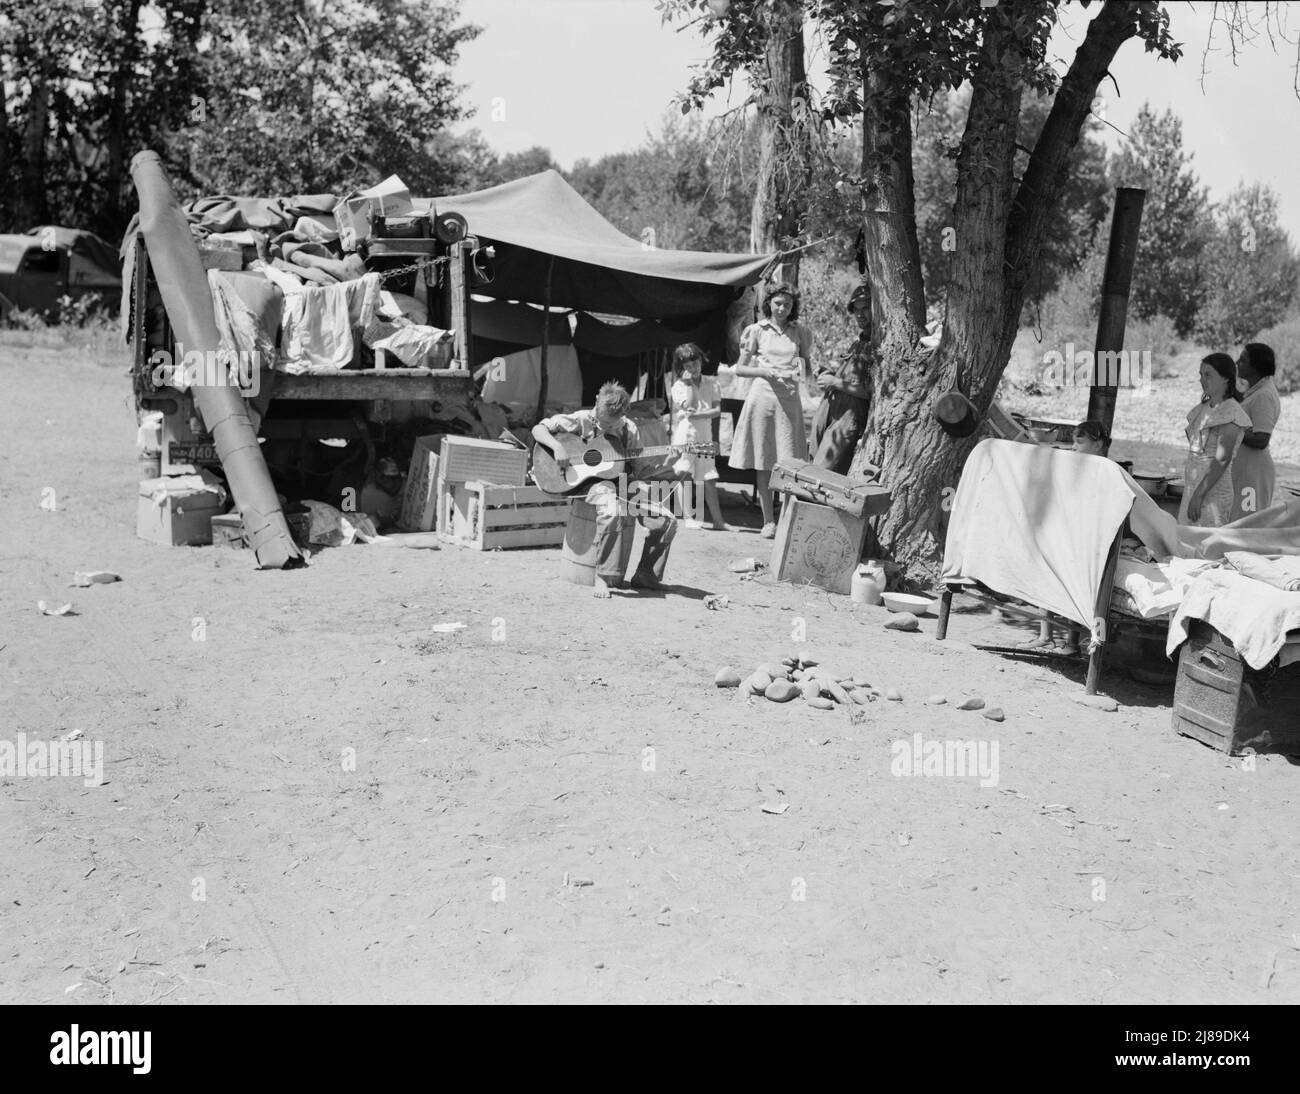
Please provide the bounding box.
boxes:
[532,382,677,598]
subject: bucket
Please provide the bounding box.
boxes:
[138,452,161,480]
[560,498,634,586]
[934,391,980,438]
[851,560,886,605]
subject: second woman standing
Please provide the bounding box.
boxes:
[729,284,813,538]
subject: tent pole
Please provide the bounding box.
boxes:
[535,254,555,424]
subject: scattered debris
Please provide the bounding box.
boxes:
[71,571,120,587]
[703,594,730,610]
[956,696,985,711]
[983,707,1005,722]
[884,613,920,632]
[885,688,903,702]
[38,601,74,616]
[925,694,947,705]
[761,802,790,815]
[1070,693,1119,713]
[728,557,759,573]
[430,622,467,633]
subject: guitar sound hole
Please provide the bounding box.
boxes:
[583,451,603,467]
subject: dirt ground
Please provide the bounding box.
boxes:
[4,343,1300,1005]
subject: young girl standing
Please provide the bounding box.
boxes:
[669,343,728,531]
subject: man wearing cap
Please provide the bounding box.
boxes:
[811,284,875,474]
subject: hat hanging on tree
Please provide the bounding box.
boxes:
[846,283,872,314]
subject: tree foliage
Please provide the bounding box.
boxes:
[0,0,479,238]
[180,0,479,197]
[1107,103,1211,337]
[1195,182,1300,347]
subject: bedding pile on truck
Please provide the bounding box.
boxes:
[122,151,503,564]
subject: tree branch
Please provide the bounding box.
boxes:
[1005,0,1146,320]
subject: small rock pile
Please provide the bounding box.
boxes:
[717,656,881,710]
[715,656,1005,720]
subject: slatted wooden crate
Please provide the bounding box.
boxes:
[439,481,570,550]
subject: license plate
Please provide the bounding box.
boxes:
[169,442,218,463]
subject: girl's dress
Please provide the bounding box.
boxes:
[670,374,720,481]
[1178,398,1253,527]
[1230,376,1282,521]
[729,318,811,471]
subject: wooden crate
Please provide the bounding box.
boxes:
[439,435,528,487]
[440,481,569,550]
[770,497,868,594]
[1172,620,1248,753]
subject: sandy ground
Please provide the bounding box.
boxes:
[3,341,1300,1005]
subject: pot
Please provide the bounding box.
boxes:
[933,391,980,438]
[1131,473,1167,498]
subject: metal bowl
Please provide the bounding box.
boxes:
[1131,473,1167,497]
[881,592,937,615]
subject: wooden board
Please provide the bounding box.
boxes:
[271,368,473,401]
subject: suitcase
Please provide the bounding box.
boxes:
[769,460,891,519]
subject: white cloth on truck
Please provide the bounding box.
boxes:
[941,439,1178,629]
[1167,568,1300,669]
[279,272,382,374]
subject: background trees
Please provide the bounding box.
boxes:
[0,0,480,239]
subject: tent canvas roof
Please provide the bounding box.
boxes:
[423,171,773,319]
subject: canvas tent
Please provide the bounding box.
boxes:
[423,171,773,320]
[420,170,774,416]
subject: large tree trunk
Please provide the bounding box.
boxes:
[850,0,1148,584]
[749,0,809,285]
[18,77,50,227]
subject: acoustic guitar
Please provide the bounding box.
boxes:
[531,432,716,496]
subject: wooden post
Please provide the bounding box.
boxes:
[1085,528,1124,695]
[534,254,555,424]
[449,240,473,371]
[1086,187,1145,439]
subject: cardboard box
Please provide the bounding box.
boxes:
[136,475,226,546]
[770,498,868,594]
[211,512,247,548]
[399,436,443,532]
[439,436,528,487]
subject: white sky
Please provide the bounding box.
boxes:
[454,0,1300,238]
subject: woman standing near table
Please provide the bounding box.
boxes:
[1180,352,1253,527]
[1231,342,1282,521]
[729,284,813,538]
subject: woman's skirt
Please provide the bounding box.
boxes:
[1230,443,1276,521]
[729,379,807,472]
[1178,454,1236,527]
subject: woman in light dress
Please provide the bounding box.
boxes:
[728,284,813,538]
[1180,353,1253,527]
[1230,342,1282,521]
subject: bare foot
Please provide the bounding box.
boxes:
[1019,636,1053,650]
[592,575,624,599]
[710,522,731,532]
[629,570,664,591]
